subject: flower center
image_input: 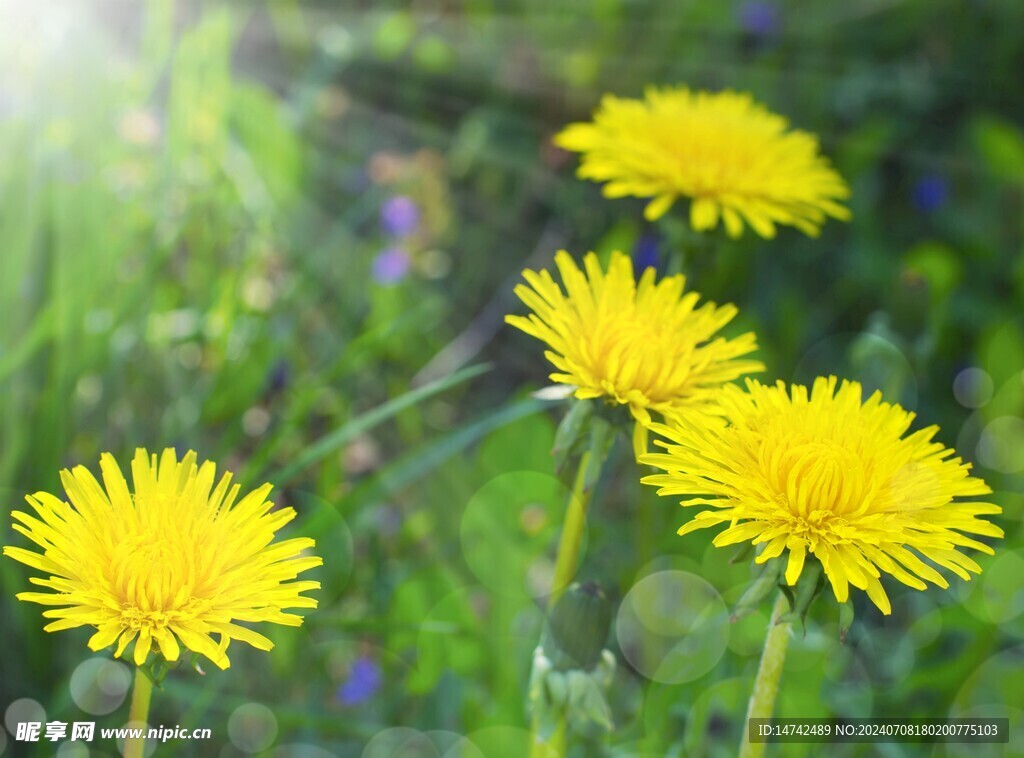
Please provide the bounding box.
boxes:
[107,518,204,619]
[765,436,870,520]
[588,317,696,405]
[120,605,171,631]
[776,507,850,551]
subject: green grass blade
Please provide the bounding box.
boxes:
[342,395,552,510]
[261,363,492,487]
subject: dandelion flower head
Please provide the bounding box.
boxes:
[4,449,322,668]
[641,377,1003,614]
[555,86,851,238]
[506,250,763,447]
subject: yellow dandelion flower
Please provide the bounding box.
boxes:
[555,86,851,238]
[505,250,764,453]
[4,448,322,669]
[641,377,1004,615]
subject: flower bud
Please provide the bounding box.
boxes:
[543,582,612,671]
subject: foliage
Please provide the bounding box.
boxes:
[1,1,1021,755]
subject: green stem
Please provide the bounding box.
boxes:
[549,451,593,604]
[739,593,791,758]
[124,666,153,758]
[530,719,566,758]
[529,448,605,758]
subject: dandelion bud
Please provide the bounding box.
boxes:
[543,582,612,671]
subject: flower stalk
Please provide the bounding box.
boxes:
[530,425,612,758]
[124,666,153,758]
[739,593,791,758]
[550,451,593,605]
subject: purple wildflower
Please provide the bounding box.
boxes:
[912,175,948,213]
[737,0,779,37]
[337,657,382,706]
[380,195,420,237]
[372,248,411,285]
[266,359,291,395]
[632,233,661,273]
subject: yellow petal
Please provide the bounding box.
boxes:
[690,198,719,232]
[785,540,806,586]
[155,629,181,662]
[643,194,676,221]
[134,628,153,666]
[88,622,124,651]
[632,421,650,461]
[863,574,892,615]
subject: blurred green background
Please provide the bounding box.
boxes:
[1,0,1022,756]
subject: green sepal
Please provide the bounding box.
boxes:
[839,601,855,644]
[139,656,179,689]
[776,559,825,635]
[528,646,616,739]
[730,541,755,565]
[552,398,594,474]
[528,648,560,739]
[778,582,796,614]
[731,558,781,622]
[565,669,614,733]
[189,651,206,676]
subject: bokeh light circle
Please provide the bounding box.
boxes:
[70,657,132,715]
[949,647,1024,756]
[977,416,1024,473]
[289,490,355,601]
[979,550,1024,624]
[945,704,1024,758]
[676,677,747,754]
[722,579,773,658]
[615,570,729,683]
[793,331,918,411]
[55,742,87,758]
[826,591,928,695]
[272,745,336,758]
[227,702,278,753]
[822,647,874,715]
[465,726,550,758]
[362,727,440,758]
[4,698,46,736]
[361,728,484,758]
[907,602,945,649]
[953,367,994,408]
[725,607,769,657]
[427,730,484,758]
[116,721,155,757]
[782,623,830,673]
[460,472,574,600]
